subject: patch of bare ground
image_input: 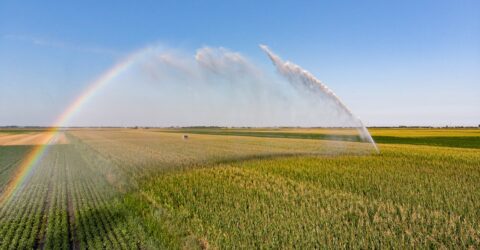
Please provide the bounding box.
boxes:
[0,132,69,146]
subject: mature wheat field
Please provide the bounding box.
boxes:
[0,128,479,249]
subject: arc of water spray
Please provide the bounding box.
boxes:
[259,44,378,152]
[0,44,379,206]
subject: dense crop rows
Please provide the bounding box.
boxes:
[135,145,480,248]
[0,147,56,249]
[0,145,31,187]
[0,143,148,249]
[1,128,479,249]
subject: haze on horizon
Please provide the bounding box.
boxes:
[0,1,479,127]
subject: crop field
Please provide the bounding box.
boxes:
[0,132,68,146]
[0,128,479,249]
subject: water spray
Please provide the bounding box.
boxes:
[259,44,378,152]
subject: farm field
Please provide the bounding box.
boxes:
[0,128,479,249]
[0,132,68,146]
[158,127,480,149]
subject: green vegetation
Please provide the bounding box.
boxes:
[0,128,479,249]
[161,127,480,149]
[159,128,363,142]
[137,147,479,248]
[0,145,31,187]
[0,144,147,249]
[372,136,480,149]
[0,129,48,134]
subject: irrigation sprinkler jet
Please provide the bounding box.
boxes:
[259,44,378,152]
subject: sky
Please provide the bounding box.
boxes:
[0,0,479,127]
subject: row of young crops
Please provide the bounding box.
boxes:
[0,142,146,249]
[0,147,58,249]
[0,146,31,186]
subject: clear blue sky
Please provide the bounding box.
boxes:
[1,0,479,126]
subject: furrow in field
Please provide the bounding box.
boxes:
[41,148,73,249]
[32,153,56,249]
[65,159,79,250]
[33,151,59,249]
[84,178,131,249]
[71,181,93,249]
[69,161,112,249]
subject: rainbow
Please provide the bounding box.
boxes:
[0,47,148,205]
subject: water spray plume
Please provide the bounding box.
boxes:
[259,44,378,152]
[0,44,379,206]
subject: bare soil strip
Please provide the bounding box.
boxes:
[0,132,69,146]
[0,133,27,142]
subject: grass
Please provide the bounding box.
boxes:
[0,128,479,249]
